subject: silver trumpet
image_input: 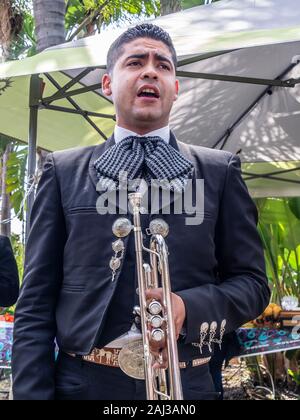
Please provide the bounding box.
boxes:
[112,192,183,400]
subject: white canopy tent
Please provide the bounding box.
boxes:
[1,0,300,230]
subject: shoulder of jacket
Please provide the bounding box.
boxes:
[51,145,96,162]
[177,141,235,165]
[49,143,106,170]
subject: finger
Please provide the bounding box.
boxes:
[151,347,167,361]
[149,336,167,361]
[152,357,168,370]
[153,349,168,370]
[149,336,166,353]
[145,288,163,302]
[153,361,168,370]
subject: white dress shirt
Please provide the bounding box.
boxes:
[114,125,170,145]
[105,125,170,348]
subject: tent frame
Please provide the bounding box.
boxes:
[25,60,300,236]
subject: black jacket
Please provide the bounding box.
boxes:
[0,235,19,307]
[12,133,270,399]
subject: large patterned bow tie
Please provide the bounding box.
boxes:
[94,135,194,192]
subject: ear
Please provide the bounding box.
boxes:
[102,73,112,97]
[173,79,179,102]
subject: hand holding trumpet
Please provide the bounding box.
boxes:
[145,288,186,369]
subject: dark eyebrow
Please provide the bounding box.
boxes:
[155,54,173,67]
[124,53,173,68]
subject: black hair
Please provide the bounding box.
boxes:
[106,23,177,74]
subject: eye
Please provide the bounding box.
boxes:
[128,61,141,67]
[159,64,170,70]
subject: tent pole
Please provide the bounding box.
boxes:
[212,62,300,149]
[176,70,299,88]
[26,74,42,240]
[44,73,108,140]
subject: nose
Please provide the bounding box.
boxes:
[140,63,158,80]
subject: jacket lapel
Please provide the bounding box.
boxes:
[88,134,115,190]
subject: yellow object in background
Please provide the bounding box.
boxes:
[250,303,283,328]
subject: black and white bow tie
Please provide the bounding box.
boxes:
[94,135,194,192]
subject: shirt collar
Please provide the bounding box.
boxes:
[114,125,170,144]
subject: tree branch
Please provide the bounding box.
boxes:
[67,0,111,42]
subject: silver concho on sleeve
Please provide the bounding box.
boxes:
[192,319,227,354]
[110,239,125,282]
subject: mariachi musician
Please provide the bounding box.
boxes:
[12,24,270,400]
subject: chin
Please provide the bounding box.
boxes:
[135,111,162,122]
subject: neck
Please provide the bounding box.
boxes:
[116,120,169,135]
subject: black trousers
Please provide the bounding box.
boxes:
[55,352,218,400]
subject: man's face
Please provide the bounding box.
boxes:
[102,37,179,133]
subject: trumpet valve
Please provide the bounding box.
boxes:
[148,300,162,315]
[150,315,163,329]
[151,328,165,342]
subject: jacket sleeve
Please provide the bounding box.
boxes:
[176,154,270,347]
[0,236,19,307]
[12,153,66,400]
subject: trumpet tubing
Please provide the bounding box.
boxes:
[112,192,183,400]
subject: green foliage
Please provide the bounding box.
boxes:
[0,137,26,290]
[0,135,11,154]
[65,0,161,40]
[289,197,300,221]
[6,0,221,58]
[10,232,25,282]
[5,0,162,58]
[288,368,300,387]
[182,0,221,9]
[9,10,37,59]
[256,198,300,303]
[65,0,86,31]
[0,136,27,222]
[6,146,27,221]
[11,0,31,9]
[2,0,36,60]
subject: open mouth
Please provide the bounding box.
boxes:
[137,88,160,99]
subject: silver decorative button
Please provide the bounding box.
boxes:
[110,257,121,272]
[112,239,125,253]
